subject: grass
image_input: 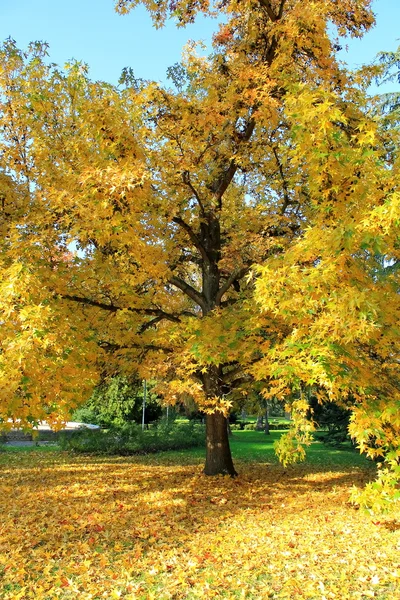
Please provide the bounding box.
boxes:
[231,430,370,467]
[111,429,372,470]
[0,429,371,469]
[1,431,398,600]
[0,428,372,474]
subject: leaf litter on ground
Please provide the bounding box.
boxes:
[0,450,399,599]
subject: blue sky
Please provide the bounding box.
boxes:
[0,0,399,87]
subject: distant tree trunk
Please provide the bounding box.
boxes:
[227,420,233,437]
[256,415,264,430]
[205,411,237,476]
[264,402,270,435]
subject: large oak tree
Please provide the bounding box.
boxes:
[1,0,400,501]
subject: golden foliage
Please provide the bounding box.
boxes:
[1,0,400,486]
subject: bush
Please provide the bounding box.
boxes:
[59,421,205,455]
[269,423,291,430]
[244,423,256,431]
[233,422,291,431]
[229,424,241,431]
[70,406,101,426]
[312,402,353,447]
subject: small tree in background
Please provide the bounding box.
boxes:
[73,377,162,428]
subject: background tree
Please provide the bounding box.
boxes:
[73,377,162,427]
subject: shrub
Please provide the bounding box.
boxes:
[229,424,241,431]
[312,402,353,446]
[244,423,256,431]
[70,406,101,426]
[59,421,205,455]
[269,423,291,430]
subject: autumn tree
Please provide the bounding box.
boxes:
[1,0,400,496]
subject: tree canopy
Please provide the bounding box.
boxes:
[1,0,400,504]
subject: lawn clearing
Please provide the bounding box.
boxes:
[1,434,400,599]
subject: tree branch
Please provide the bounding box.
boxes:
[138,309,195,333]
[62,294,120,312]
[271,145,293,214]
[278,0,286,19]
[61,294,183,323]
[258,0,285,21]
[98,340,172,354]
[169,276,207,313]
[212,119,255,207]
[172,215,209,263]
[138,315,166,333]
[215,266,251,305]
[182,171,205,215]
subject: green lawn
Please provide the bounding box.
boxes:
[144,429,372,470]
[0,428,371,470]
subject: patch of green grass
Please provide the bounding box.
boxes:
[230,430,372,468]
[0,443,58,453]
[114,429,372,472]
[0,429,372,471]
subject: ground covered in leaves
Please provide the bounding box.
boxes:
[1,446,400,599]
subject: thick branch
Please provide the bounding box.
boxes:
[221,364,244,384]
[98,341,172,354]
[61,294,182,323]
[169,276,207,313]
[172,215,209,263]
[215,266,251,305]
[212,119,255,207]
[62,294,119,312]
[258,0,285,21]
[278,0,286,19]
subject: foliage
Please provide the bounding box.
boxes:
[70,405,101,427]
[74,377,162,427]
[231,421,290,431]
[1,445,399,600]
[374,43,400,129]
[1,0,400,494]
[59,421,205,454]
[274,399,315,467]
[313,401,353,446]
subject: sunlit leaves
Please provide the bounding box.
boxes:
[1,0,399,490]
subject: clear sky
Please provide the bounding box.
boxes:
[0,0,399,88]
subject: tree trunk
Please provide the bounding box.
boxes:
[264,401,270,435]
[256,415,264,430]
[200,216,237,476]
[204,411,237,476]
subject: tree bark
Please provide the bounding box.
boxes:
[264,406,270,435]
[204,411,237,476]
